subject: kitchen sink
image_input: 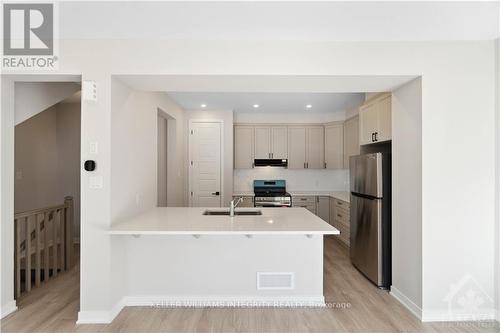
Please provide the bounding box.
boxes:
[202,210,262,216]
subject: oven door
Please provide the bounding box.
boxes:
[254,201,291,208]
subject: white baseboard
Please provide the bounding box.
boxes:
[77,298,125,324]
[1,300,18,319]
[421,309,497,322]
[390,287,422,320]
[78,295,325,324]
[124,295,326,308]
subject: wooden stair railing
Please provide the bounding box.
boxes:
[14,196,74,299]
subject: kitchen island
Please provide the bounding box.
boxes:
[108,207,339,311]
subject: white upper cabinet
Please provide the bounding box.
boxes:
[271,126,288,159]
[288,126,324,169]
[359,93,392,145]
[376,95,392,142]
[287,127,307,169]
[254,126,271,159]
[253,126,288,159]
[306,126,325,169]
[234,126,254,169]
[343,115,360,168]
[359,102,378,145]
[324,123,344,170]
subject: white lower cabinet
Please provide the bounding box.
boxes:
[316,196,330,222]
[330,198,351,247]
[292,195,349,247]
[292,196,317,214]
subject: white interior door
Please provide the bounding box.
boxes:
[189,122,222,207]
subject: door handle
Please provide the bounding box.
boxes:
[371,132,375,142]
[211,192,220,196]
[374,132,378,142]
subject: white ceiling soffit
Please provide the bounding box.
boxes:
[116,75,417,93]
[167,92,366,113]
[60,2,500,41]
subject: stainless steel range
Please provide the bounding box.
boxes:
[253,180,292,207]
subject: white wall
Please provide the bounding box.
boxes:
[1,78,16,317]
[14,106,59,212]
[56,102,81,240]
[14,102,81,239]
[111,78,186,223]
[391,78,422,315]
[157,114,168,206]
[14,82,80,125]
[495,37,500,321]
[125,235,323,299]
[185,110,233,206]
[1,40,497,322]
[108,78,187,313]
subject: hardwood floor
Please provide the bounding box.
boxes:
[2,238,499,333]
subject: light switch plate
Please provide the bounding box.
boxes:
[82,81,97,102]
[89,141,99,154]
[89,176,103,189]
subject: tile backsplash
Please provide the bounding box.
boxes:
[233,168,350,192]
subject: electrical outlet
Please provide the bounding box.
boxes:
[82,81,97,102]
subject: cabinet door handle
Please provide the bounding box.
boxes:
[306,162,309,168]
[211,192,220,196]
[371,132,375,142]
[375,132,378,142]
[304,162,306,169]
[271,153,274,158]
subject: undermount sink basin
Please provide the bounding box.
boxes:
[202,210,262,216]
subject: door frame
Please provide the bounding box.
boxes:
[188,119,224,207]
[1,74,82,317]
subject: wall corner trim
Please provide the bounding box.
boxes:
[390,287,422,321]
[1,300,18,319]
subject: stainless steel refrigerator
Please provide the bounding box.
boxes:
[349,153,391,289]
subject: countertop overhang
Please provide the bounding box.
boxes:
[109,207,340,236]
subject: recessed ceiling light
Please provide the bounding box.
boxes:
[306,104,312,109]
[253,104,260,108]
[200,104,207,108]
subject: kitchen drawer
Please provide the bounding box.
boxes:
[336,221,350,246]
[333,198,350,210]
[334,207,350,225]
[294,203,317,214]
[293,196,316,205]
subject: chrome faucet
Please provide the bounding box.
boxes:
[230,197,243,217]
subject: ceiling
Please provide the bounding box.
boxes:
[167,92,366,113]
[60,2,499,41]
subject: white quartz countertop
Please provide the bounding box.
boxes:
[109,207,340,236]
[233,191,350,203]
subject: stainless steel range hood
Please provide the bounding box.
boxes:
[254,159,288,168]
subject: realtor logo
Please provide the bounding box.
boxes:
[2,2,58,70]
